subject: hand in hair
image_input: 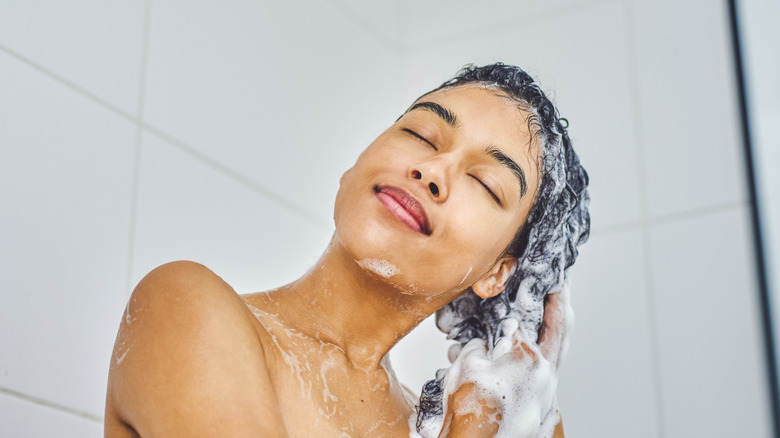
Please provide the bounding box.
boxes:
[440,292,570,438]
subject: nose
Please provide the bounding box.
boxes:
[409,159,449,202]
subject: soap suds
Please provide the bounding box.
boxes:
[114,300,137,366]
[243,299,314,399]
[114,345,131,365]
[457,267,473,287]
[123,297,137,325]
[409,67,590,437]
[366,413,407,436]
[411,282,572,438]
[319,358,339,418]
[357,258,400,278]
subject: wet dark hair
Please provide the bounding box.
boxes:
[415,63,591,429]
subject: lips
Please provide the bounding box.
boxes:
[374,185,431,235]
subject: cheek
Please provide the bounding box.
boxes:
[456,207,519,253]
[436,214,518,277]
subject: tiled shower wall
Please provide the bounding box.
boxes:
[0,0,772,436]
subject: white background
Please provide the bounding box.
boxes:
[0,0,774,436]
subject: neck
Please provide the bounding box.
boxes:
[263,234,454,372]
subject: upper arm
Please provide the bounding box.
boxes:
[106,261,287,437]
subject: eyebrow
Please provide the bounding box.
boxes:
[405,101,527,198]
[485,146,528,198]
[408,101,458,127]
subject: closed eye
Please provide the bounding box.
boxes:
[402,128,438,151]
[470,175,502,206]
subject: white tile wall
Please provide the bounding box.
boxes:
[391,315,452,394]
[401,1,643,231]
[0,0,146,114]
[754,107,780,359]
[402,0,594,47]
[0,393,102,438]
[631,0,748,218]
[752,108,780,205]
[0,51,135,416]
[558,228,659,437]
[130,131,332,294]
[739,0,780,356]
[142,0,404,225]
[327,0,402,48]
[1,0,774,434]
[738,0,780,112]
[649,206,772,437]
[397,0,773,436]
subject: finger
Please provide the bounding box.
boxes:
[538,292,564,365]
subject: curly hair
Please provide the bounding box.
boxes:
[415,63,591,430]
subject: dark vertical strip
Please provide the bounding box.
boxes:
[727,0,780,435]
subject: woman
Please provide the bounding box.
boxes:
[104,63,590,437]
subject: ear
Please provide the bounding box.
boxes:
[471,257,518,299]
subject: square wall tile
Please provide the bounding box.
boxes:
[766,190,780,377]
[752,107,780,202]
[632,0,748,218]
[649,206,772,437]
[0,52,136,416]
[0,393,102,438]
[753,108,780,348]
[402,1,642,230]
[390,315,452,395]
[131,131,333,295]
[0,0,146,114]
[558,228,659,438]
[737,0,780,112]
[328,0,402,48]
[143,0,404,225]
[402,0,592,46]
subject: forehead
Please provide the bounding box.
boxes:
[416,85,533,137]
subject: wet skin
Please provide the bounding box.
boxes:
[104,85,564,437]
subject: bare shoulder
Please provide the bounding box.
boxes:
[105,261,286,437]
[120,261,252,325]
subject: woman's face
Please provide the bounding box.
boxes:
[334,85,541,298]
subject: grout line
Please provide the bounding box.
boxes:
[403,0,621,57]
[0,43,136,124]
[0,387,103,423]
[321,0,403,55]
[141,124,332,231]
[589,199,748,238]
[647,200,748,227]
[125,0,153,298]
[589,218,644,236]
[0,41,330,236]
[397,0,407,48]
[623,0,665,435]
